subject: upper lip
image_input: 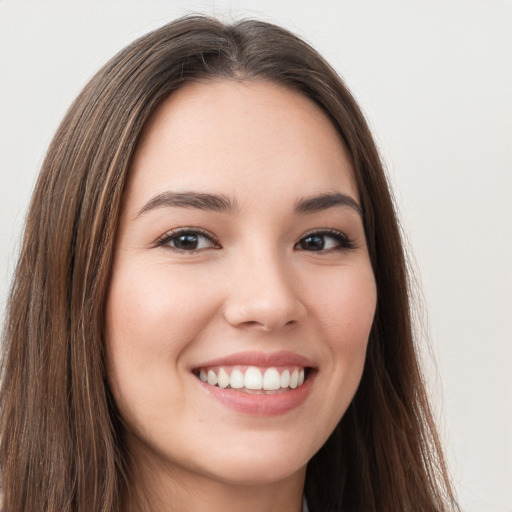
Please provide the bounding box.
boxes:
[192,350,317,370]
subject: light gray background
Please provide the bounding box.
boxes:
[1,1,511,510]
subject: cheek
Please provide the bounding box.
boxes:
[105,263,217,356]
[103,264,220,413]
[307,262,376,402]
[293,261,376,446]
[310,263,377,349]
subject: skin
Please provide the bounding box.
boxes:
[105,80,377,512]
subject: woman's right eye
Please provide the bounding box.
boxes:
[157,229,219,252]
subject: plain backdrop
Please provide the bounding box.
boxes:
[1,1,511,510]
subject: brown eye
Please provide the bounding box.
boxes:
[172,234,203,250]
[158,229,218,251]
[299,234,325,251]
[295,230,354,252]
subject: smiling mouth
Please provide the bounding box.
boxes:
[194,365,310,394]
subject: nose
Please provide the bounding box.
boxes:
[223,250,307,332]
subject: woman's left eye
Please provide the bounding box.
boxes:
[295,230,354,252]
[157,229,218,251]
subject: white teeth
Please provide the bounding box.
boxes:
[244,366,263,390]
[217,367,230,388]
[263,368,281,391]
[280,369,290,388]
[230,369,244,389]
[298,368,305,386]
[289,369,299,389]
[198,365,308,391]
[207,370,218,386]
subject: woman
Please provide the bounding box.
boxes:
[0,15,459,512]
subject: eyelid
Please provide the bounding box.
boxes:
[300,227,346,237]
[299,228,350,240]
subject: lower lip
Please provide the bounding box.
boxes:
[198,372,315,416]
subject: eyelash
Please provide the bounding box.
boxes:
[294,229,355,252]
[156,228,355,253]
[156,227,220,252]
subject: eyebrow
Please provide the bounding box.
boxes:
[295,193,363,217]
[137,191,240,217]
[136,190,362,218]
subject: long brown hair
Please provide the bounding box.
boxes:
[1,15,459,511]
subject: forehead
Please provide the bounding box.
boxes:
[126,79,358,210]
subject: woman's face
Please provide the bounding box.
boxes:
[105,80,376,487]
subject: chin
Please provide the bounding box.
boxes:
[204,456,307,487]
[192,435,312,486]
